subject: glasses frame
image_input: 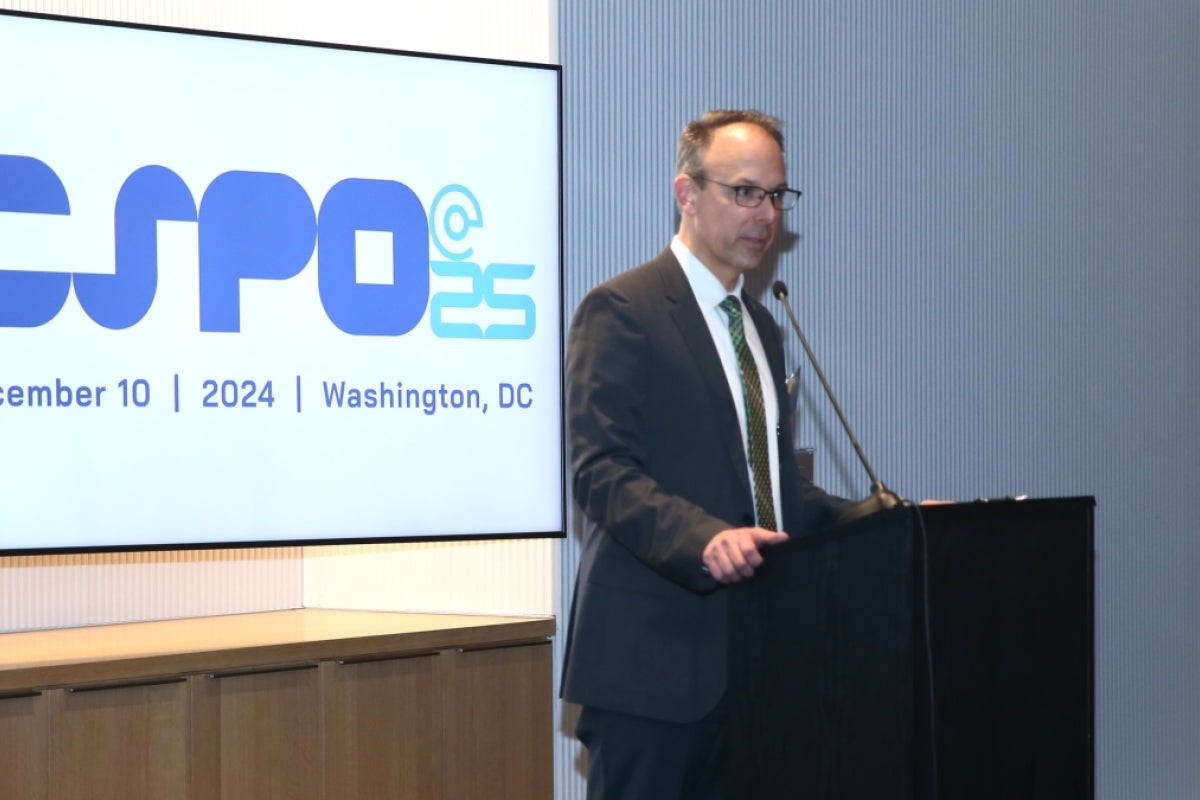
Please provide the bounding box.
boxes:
[690,174,802,211]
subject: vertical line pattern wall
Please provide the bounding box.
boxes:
[558,2,1200,799]
[0,548,302,632]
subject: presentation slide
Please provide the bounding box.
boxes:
[0,12,564,552]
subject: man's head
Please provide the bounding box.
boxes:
[674,110,792,290]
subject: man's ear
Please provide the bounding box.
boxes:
[674,173,697,216]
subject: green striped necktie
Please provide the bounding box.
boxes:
[719,295,777,531]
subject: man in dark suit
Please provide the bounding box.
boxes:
[562,109,851,799]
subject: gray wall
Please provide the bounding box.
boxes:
[559,2,1199,797]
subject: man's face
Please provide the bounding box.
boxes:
[676,122,788,289]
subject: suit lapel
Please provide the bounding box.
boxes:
[651,251,755,507]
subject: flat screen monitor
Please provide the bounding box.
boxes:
[0,10,564,553]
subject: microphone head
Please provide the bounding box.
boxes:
[772,280,788,300]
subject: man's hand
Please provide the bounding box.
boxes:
[702,527,790,583]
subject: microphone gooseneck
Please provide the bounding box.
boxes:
[772,280,902,524]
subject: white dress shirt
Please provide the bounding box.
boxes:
[671,236,782,530]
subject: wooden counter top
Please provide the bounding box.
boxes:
[0,608,555,692]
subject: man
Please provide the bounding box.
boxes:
[562,109,851,799]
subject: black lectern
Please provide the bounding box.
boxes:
[728,496,1094,800]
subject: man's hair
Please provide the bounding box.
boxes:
[676,109,785,177]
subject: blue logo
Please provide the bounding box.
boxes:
[429,185,536,340]
[0,154,536,338]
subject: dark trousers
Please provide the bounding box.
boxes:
[576,701,728,800]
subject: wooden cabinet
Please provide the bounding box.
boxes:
[0,690,47,800]
[50,679,189,800]
[0,610,554,800]
[444,641,554,800]
[191,665,322,800]
[322,652,443,799]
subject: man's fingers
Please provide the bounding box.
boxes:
[705,548,735,582]
[703,526,792,583]
[753,528,790,546]
[718,538,751,579]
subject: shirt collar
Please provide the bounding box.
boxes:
[671,235,745,311]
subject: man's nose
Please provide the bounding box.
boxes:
[754,199,780,224]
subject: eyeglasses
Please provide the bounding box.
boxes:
[691,175,802,211]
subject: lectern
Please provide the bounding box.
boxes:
[728,496,1094,800]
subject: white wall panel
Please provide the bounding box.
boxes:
[2,0,553,61]
[303,538,555,615]
[0,548,302,633]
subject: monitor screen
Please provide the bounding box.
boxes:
[0,11,564,553]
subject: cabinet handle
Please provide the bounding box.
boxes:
[206,662,317,679]
[457,637,551,654]
[0,689,42,700]
[67,677,187,693]
[335,650,441,666]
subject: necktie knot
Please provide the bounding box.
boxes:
[719,295,743,322]
[720,296,747,350]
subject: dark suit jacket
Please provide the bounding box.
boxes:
[561,247,848,723]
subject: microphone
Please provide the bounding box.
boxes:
[772,280,903,524]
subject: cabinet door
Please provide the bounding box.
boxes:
[322,652,442,799]
[190,665,320,800]
[0,690,48,800]
[443,641,553,800]
[49,679,189,800]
